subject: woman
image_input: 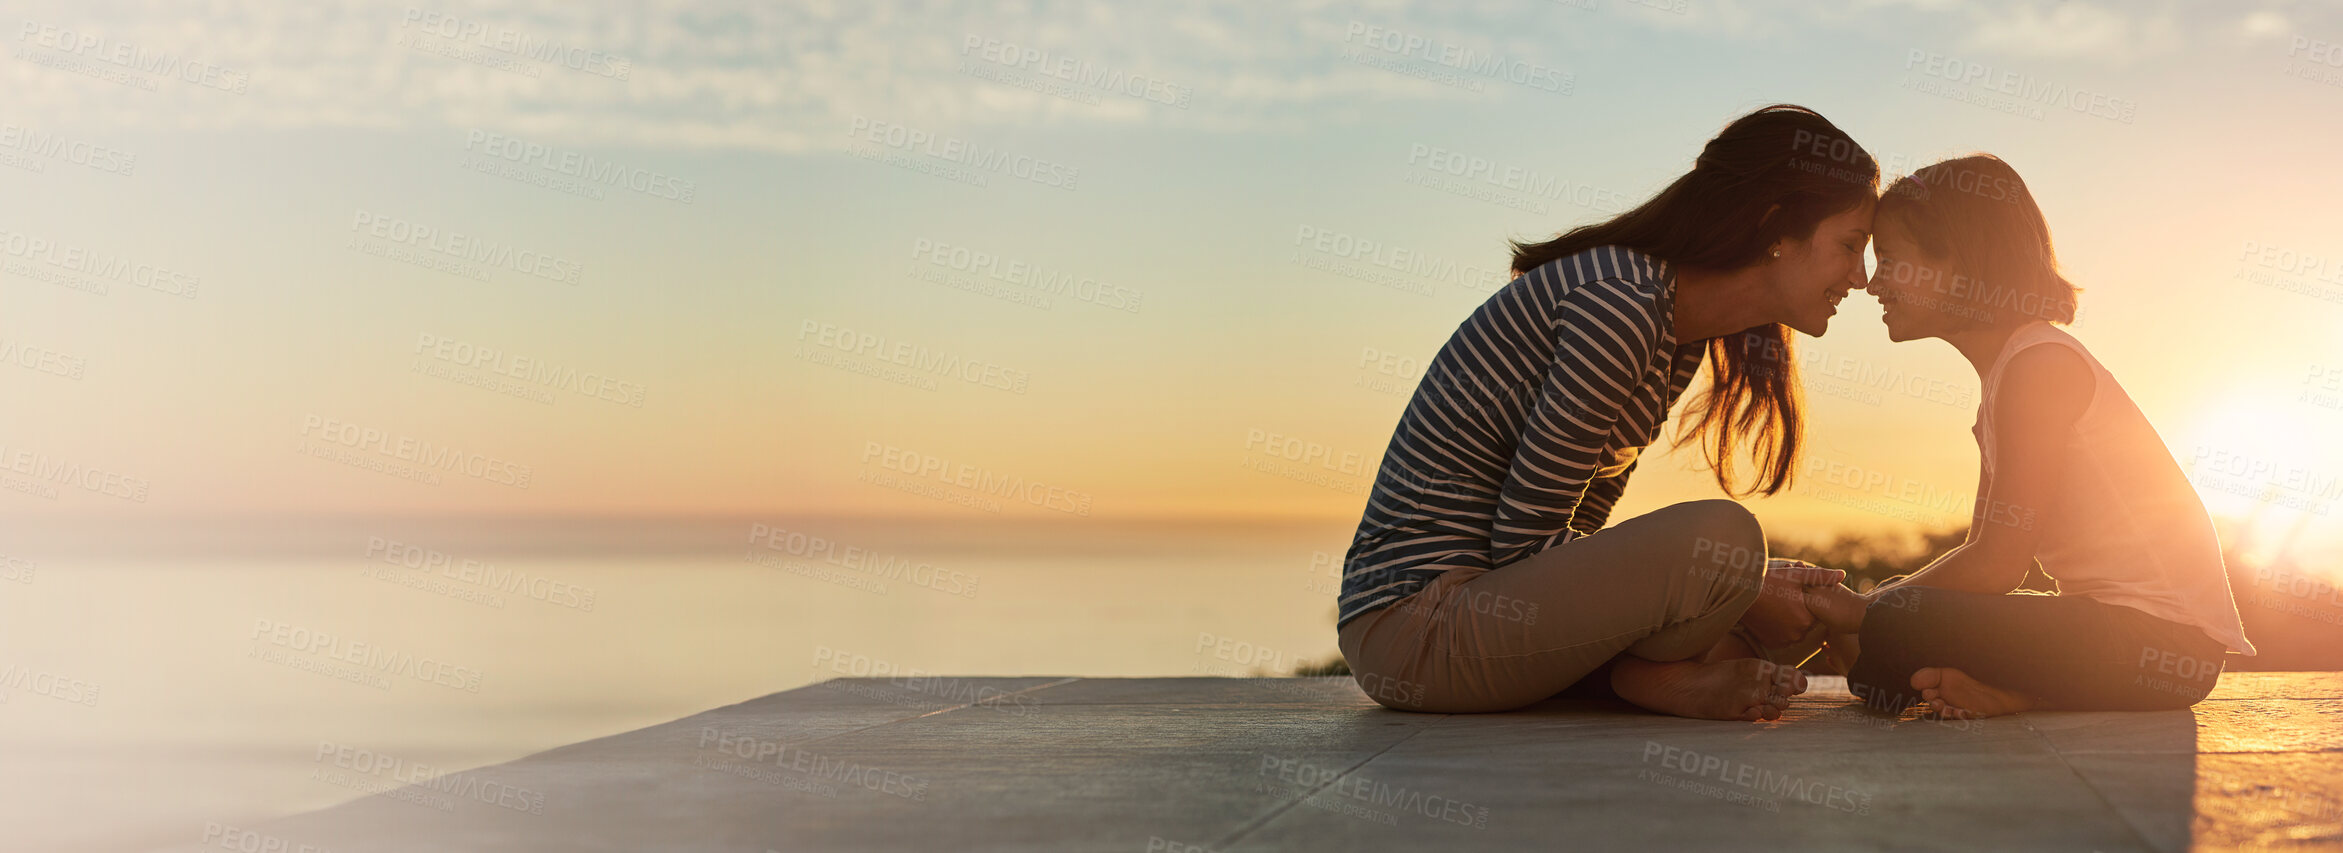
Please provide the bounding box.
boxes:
[1338,105,1875,719]
[1804,155,2255,718]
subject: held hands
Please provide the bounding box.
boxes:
[1738,558,1847,652]
[1805,580,1878,675]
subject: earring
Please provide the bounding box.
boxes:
[1770,247,1781,259]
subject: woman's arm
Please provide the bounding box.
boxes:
[1572,460,1636,536]
[1488,278,1661,566]
[1876,344,2092,596]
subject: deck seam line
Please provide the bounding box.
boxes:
[2019,712,2164,852]
[1211,714,1449,850]
[782,677,1085,747]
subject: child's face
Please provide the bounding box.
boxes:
[1865,219,1973,343]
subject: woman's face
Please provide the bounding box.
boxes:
[1865,219,1973,342]
[1769,199,1875,337]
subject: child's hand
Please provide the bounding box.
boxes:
[1819,631,1862,676]
[1803,581,1867,635]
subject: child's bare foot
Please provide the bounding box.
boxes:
[1613,656,1807,721]
[1912,667,2036,719]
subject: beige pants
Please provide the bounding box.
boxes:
[1338,499,1767,713]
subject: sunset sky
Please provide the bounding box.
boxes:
[7,0,2343,553]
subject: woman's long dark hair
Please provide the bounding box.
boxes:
[1509,104,1878,497]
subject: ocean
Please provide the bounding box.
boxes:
[0,515,1354,852]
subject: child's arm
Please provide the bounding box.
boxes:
[1877,345,2093,596]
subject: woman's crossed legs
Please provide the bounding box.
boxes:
[1339,500,1808,719]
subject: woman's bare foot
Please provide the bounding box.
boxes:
[1912,667,2037,719]
[1612,656,1807,721]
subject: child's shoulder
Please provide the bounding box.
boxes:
[1991,326,2097,424]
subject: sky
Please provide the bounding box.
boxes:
[6,0,2343,556]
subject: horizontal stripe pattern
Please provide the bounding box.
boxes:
[1337,246,1703,629]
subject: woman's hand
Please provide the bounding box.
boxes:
[1805,584,1877,674]
[1739,560,1846,649]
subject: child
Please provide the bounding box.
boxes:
[1808,155,2255,717]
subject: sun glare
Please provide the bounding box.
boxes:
[2179,394,2343,563]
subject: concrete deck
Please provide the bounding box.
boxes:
[180,673,2343,852]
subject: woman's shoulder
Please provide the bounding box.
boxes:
[1517,245,1661,286]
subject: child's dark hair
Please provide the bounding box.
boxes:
[1876,155,2080,326]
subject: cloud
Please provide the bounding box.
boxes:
[1954,2,2181,64]
[3,0,2322,155]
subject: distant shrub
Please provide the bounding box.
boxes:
[1291,654,1351,677]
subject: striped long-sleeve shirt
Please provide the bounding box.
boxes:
[1337,245,1704,629]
